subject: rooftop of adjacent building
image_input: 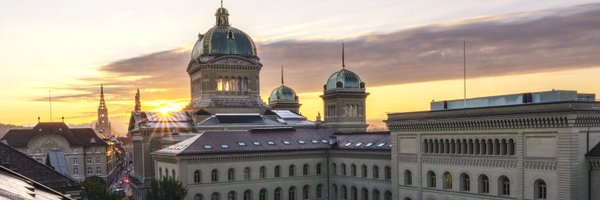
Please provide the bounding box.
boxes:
[152,128,391,156]
[430,90,596,111]
[1,122,108,148]
[0,165,73,200]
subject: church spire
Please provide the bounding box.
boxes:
[99,84,106,110]
[135,88,141,112]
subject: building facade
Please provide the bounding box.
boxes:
[2,122,118,183]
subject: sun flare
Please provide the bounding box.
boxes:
[152,102,185,116]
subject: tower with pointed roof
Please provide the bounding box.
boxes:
[187,2,266,116]
[134,88,141,112]
[321,44,369,132]
[268,66,301,113]
[96,84,112,136]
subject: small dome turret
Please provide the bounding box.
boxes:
[324,69,365,91]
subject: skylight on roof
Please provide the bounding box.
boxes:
[298,140,306,144]
[283,140,291,145]
[311,140,319,144]
[366,143,373,147]
[252,141,261,146]
[203,145,212,149]
[238,142,247,146]
[267,141,275,145]
[355,143,363,146]
[344,143,352,147]
[321,140,328,144]
[377,143,386,147]
[220,144,230,149]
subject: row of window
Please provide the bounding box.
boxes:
[423,138,515,155]
[164,164,324,184]
[216,77,250,92]
[422,171,546,199]
[71,167,102,176]
[331,185,393,200]
[73,157,103,165]
[332,163,391,180]
[193,184,325,200]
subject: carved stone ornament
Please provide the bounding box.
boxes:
[212,58,253,65]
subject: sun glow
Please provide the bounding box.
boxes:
[152,102,186,116]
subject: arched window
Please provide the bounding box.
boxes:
[443,172,452,189]
[289,165,296,177]
[404,170,412,185]
[332,184,338,199]
[302,185,310,199]
[427,171,436,188]
[211,192,221,200]
[211,169,219,182]
[341,164,347,176]
[243,190,252,200]
[372,189,380,200]
[460,173,470,191]
[508,139,515,155]
[385,166,391,180]
[274,165,281,177]
[424,140,429,153]
[361,188,368,200]
[384,191,392,200]
[501,139,507,155]
[217,77,223,91]
[499,176,510,196]
[303,164,309,176]
[289,186,296,200]
[316,163,322,175]
[351,164,357,176]
[481,139,487,154]
[194,170,202,183]
[227,191,237,200]
[260,166,266,178]
[373,166,380,179]
[494,139,500,155]
[535,179,547,199]
[274,188,282,200]
[259,189,267,200]
[172,169,176,179]
[159,167,162,177]
[341,185,348,200]
[351,187,358,200]
[224,77,230,91]
[165,168,169,177]
[316,184,323,198]
[332,163,337,176]
[194,194,205,200]
[479,174,489,194]
[244,167,251,180]
[361,165,368,178]
[228,168,235,181]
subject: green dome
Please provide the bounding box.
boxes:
[191,6,257,59]
[325,69,365,91]
[269,85,297,103]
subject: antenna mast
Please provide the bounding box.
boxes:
[463,41,467,107]
[281,65,284,85]
[342,43,346,69]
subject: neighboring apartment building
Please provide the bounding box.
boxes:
[1,122,118,183]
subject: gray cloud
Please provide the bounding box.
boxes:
[50,3,600,103]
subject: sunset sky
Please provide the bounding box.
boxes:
[1,0,600,134]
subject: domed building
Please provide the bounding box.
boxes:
[187,4,266,116]
[321,46,369,133]
[268,67,300,113]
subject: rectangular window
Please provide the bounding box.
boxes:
[86,157,91,164]
[96,157,101,164]
[73,167,78,175]
[73,158,78,165]
[96,167,101,174]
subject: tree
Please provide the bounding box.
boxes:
[81,176,110,200]
[146,176,188,200]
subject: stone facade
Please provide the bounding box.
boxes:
[386,101,600,200]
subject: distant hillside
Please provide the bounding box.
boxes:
[0,123,24,138]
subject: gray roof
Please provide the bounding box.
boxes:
[587,141,600,157]
[2,122,107,148]
[128,111,194,132]
[153,128,391,156]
